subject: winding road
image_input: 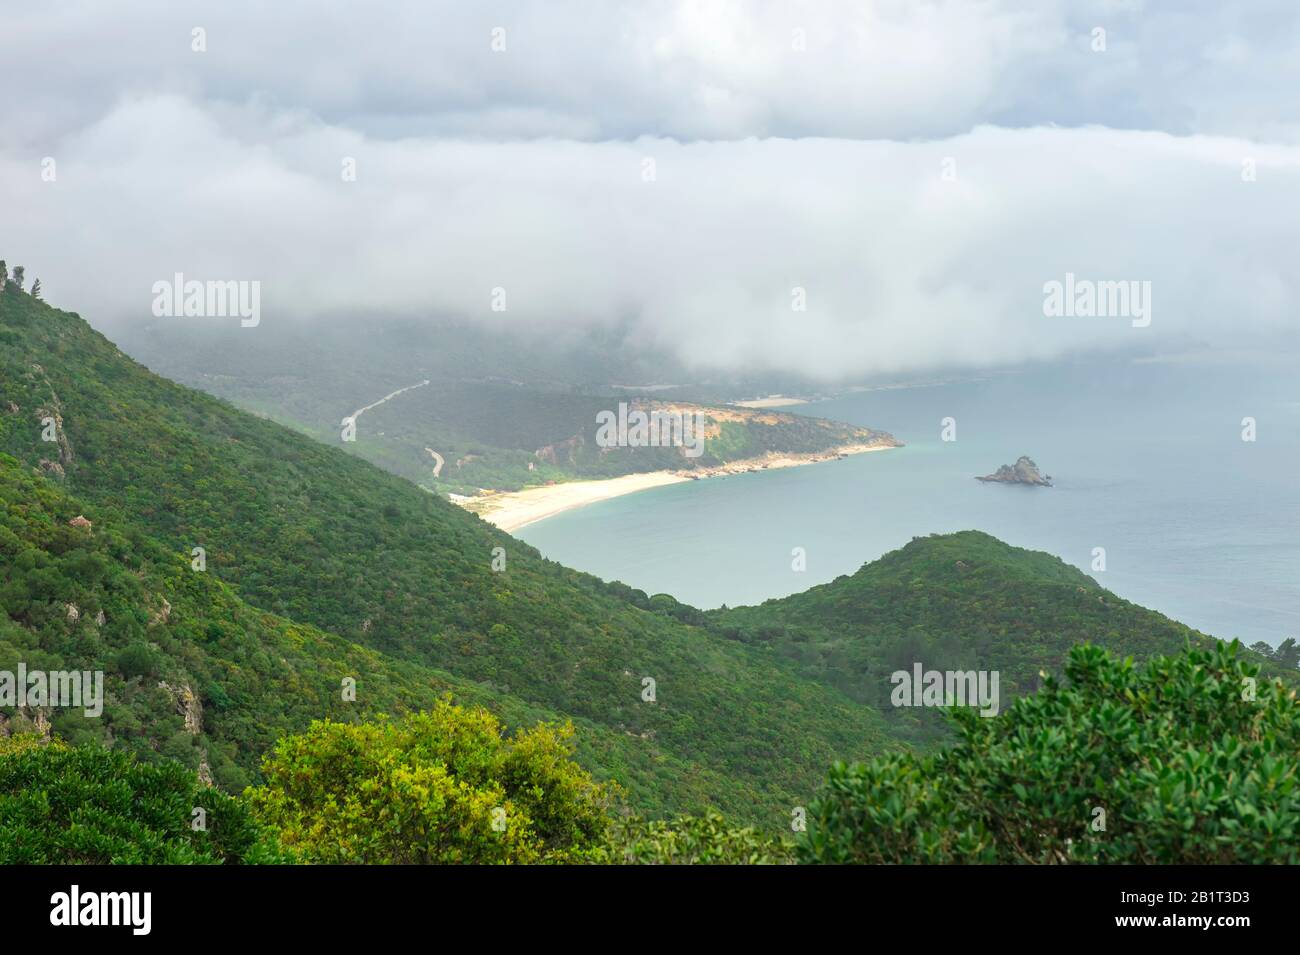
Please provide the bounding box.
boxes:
[425,447,444,477]
[341,379,431,429]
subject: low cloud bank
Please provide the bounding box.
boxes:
[5,96,1298,379]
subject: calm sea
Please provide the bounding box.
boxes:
[518,356,1300,648]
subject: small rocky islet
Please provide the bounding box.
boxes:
[976,455,1052,487]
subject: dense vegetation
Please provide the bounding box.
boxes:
[801,641,1300,863]
[9,641,1293,865]
[709,531,1287,743]
[0,450,596,789]
[0,734,286,864]
[1251,637,1300,669]
[0,713,797,866]
[0,286,890,825]
[592,810,795,865]
[246,703,612,864]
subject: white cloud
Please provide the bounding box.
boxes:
[6,96,1298,379]
[4,0,1300,147]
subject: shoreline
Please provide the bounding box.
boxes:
[457,441,898,533]
[730,396,810,408]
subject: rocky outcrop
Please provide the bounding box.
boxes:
[176,689,213,787]
[35,405,75,467]
[977,456,1052,487]
[0,709,52,740]
[534,434,583,465]
[148,596,171,627]
[158,680,203,735]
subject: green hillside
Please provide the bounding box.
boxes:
[709,530,1284,742]
[0,451,747,806]
[0,284,891,825]
[115,318,889,496]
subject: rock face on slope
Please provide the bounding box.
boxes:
[976,456,1052,487]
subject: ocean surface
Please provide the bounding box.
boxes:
[518,356,1300,648]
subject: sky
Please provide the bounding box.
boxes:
[2,0,1298,379]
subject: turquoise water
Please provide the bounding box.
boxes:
[518,357,1300,647]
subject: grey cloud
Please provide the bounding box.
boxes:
[4,1,1300,148]
[6,96,1297,380]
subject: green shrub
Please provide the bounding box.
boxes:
[113,643,160,679]
[245,701,612,864]
[0,735,287,864]
[800,641,1300,864]
[0,733,51,758]
[592,809,794,864]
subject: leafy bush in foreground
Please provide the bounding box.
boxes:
[801,642,1299,864]
[591,809,794,865]
[245,702,612,864]
[0,735,286,864]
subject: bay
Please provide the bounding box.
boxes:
[519,356,1300,647]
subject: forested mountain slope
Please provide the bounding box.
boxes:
[0,453,518,789]
[3,450,833,815]
[709,531,1285,741]
[0,286,890,824]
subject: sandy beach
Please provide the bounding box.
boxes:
[460,472,689,532]
[459,441,897,532]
